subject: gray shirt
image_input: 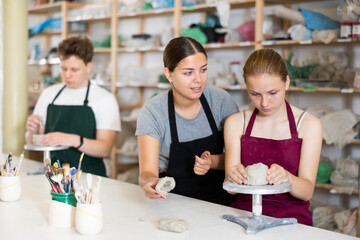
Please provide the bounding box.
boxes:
[135,86,239,172]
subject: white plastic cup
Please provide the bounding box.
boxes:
[75,203,103,235]
[0,176,22,201]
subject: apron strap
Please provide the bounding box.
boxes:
[50,82,91,106]
[51,84,66,104]
[199,94,218,134]
[168,90,179,143]
[244,108,257,136]
[84,81,90,106]
[168,89,218,144]
[285,100,298,138]
[245,101,298,139]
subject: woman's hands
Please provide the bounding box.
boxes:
[193,151,212,175]
[141,177,168,199]
[26,114,44,134]
[41,132,80,148]
[227,163,247,184]
[267,164,290,185]
[227,163,290,185]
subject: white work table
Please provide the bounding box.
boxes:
[0,157,356,240]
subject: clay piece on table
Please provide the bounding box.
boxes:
[245,163,269,186]
[155,176,176,197]
[158,217,188,233]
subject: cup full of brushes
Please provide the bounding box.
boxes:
[45,156,83,228]
[0,152,24,202]
[75,173,103,235]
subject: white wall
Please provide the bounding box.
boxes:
[0,0,3,154]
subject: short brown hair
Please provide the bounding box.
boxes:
[58,36,94,65]
[163,37,207,72]
[243,48,288,83]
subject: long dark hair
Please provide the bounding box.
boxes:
[163,37,207,72]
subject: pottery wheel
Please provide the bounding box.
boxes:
[24,144,69,160]
[222,181,297,234]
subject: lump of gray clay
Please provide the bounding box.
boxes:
[245,163,269,186]
[158,217,188,233]
[155,176,176,196]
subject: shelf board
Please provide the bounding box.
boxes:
[28,2,63,14]
[183,0,256,12]
[94,48,111,53]
[120,117,137,123]
[315,183,359,195]
[216,85,247,90]
[28,87,43,94]
[68,16,111,23]
[117,0,256,19]
[204,42,255,49]
[115,149,138,158]
[118,46,165,53]
[265,0,328,3]
[261,38,360,47]
[289,86,360,93]
[28,2,84,14]
[35,30,62,36]
[28,58,60,65]
[118,8,175,19]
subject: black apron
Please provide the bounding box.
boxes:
[164,90,233,205]
[45,82,106,177]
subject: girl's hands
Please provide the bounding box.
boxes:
[141,177,163,199]
[267,164,290,185]
[228,163,247,184]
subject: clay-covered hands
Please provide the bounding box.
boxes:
[41,132,79,147]
[266,163,290,185]
[228,163,247,185]
[228,163,290,185]
[193,151,212,175]
[26,114,44,134]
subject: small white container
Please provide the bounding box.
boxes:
[32,134,44,146]
[48,198,76,228]
[0,176,22,201]
[75,203,103,235]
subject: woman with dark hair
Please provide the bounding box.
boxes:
[136,37,238,205]
[224,48,322,225]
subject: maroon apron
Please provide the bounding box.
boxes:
[229,101,312,225]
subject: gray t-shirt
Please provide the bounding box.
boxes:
[135,86,239,172]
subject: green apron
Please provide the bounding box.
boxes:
[45,82,106,177]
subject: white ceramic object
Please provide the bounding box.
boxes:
[0,176,22,201]
[75,203,103,235]
[48,200,76,228]
[32,134,44,146]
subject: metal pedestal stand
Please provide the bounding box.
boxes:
[222,181,297,234]
[24,144,69,174]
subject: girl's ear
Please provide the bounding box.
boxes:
[163,68,172,83]
[285,75,290,90]
[86,62,93,74]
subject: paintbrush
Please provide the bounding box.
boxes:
[76,153,84,181]
[43,157,52,173]
[14,151,24,176]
